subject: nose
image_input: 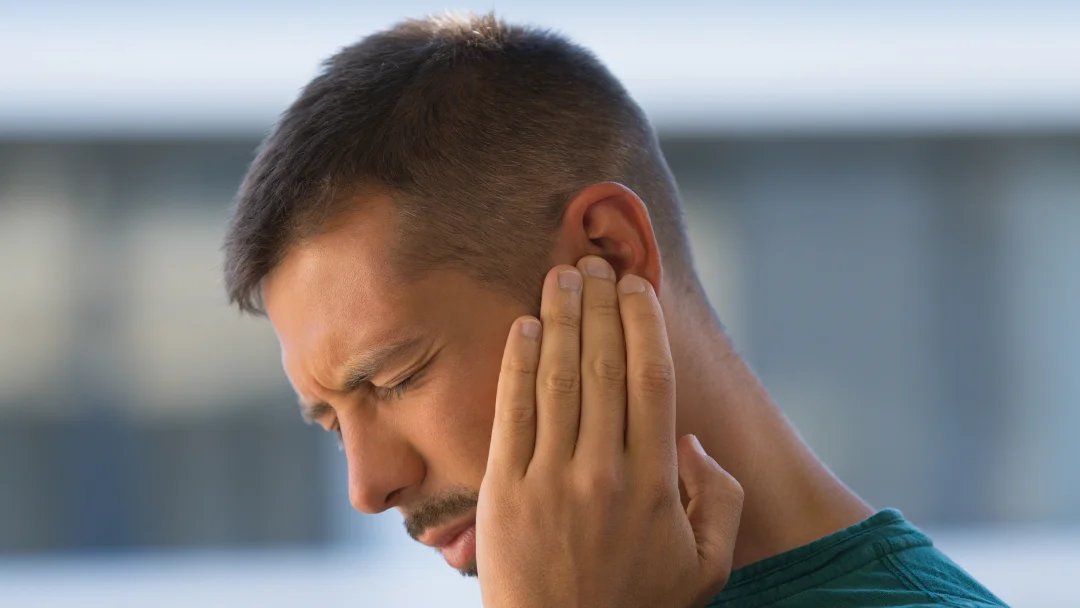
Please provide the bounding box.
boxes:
[341,419,424,514]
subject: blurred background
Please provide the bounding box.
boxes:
[1,1,1078,606]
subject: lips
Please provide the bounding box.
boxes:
[417,515,477,570]
[438,523,477,570]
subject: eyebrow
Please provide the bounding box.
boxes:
[299,399,333,425]
[298,335,426,424]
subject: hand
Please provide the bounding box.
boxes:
[476,256,744,608]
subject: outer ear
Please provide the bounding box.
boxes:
[557,182,663,295]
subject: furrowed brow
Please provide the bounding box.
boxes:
[299,398,333,425]
[341,336,425,392]
[295,335,426,424]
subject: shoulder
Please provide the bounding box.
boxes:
[883,543,1009,607]
[706,510,1009,608]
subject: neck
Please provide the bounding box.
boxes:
[664,293,873,570]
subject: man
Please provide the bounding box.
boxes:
[222,12,1007,607]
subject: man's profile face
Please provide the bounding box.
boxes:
[262,195,532,576]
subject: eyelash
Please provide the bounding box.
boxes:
[329,362,428,448]
[374,372,417,401]
[331,423,344,451]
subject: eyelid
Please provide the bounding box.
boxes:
[331,420,343,451]
[373,358,430,400]
[377,361,422,388]
[374,372,416,400]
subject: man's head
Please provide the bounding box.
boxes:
[223,13,700,576]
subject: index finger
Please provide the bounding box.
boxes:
[618,274,677,467]
[487,316,543,480]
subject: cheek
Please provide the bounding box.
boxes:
[416,339,506,482]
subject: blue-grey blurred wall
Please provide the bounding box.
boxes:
[2,134,1078,552]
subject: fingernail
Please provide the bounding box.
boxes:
[690,434,706,455]
[584,257,611,279]
[618,274,647,294]
[521,318,541,338]
[559,270,582,291]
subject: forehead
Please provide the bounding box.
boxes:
[262,197,410,384]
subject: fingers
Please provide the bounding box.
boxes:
[619,274,677,466]
[488,317,543,479]
[677,435,743,586]
[575,256,627,465]
[533,266,583,464]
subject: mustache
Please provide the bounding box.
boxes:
[404,487,479,541]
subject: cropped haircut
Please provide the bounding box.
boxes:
[224,12,695,315]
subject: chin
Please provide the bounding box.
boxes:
[458,559,478,578]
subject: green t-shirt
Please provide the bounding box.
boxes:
[706,509,1008,607]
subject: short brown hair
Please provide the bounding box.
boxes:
[224,12,694,315]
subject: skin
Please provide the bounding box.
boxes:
[477,260,743,608]
[263,181,873,594]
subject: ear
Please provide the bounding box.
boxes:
[555,182,663,295]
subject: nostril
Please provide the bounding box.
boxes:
[385,487,403,507]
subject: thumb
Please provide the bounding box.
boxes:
[677,434,744,580]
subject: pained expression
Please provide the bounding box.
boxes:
[262,196,535,574]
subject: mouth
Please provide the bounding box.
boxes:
[417,513,477,571]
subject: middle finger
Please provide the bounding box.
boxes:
[533,265,583,465]
[574,256,627,465]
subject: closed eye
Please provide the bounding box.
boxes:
[373,372,418,401]
[370,348,438,402]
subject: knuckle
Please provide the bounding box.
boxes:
[502,356,535,376]
[719,474,746,508]
[635,360,675,396]
[498,403,535,426]
[590,357,627,384]
[725,472,746,498]
[542,369,581,396]
[587,296,620,319]
[574,467,623,497]
[627,306,662,328]
[549,310,580,331]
